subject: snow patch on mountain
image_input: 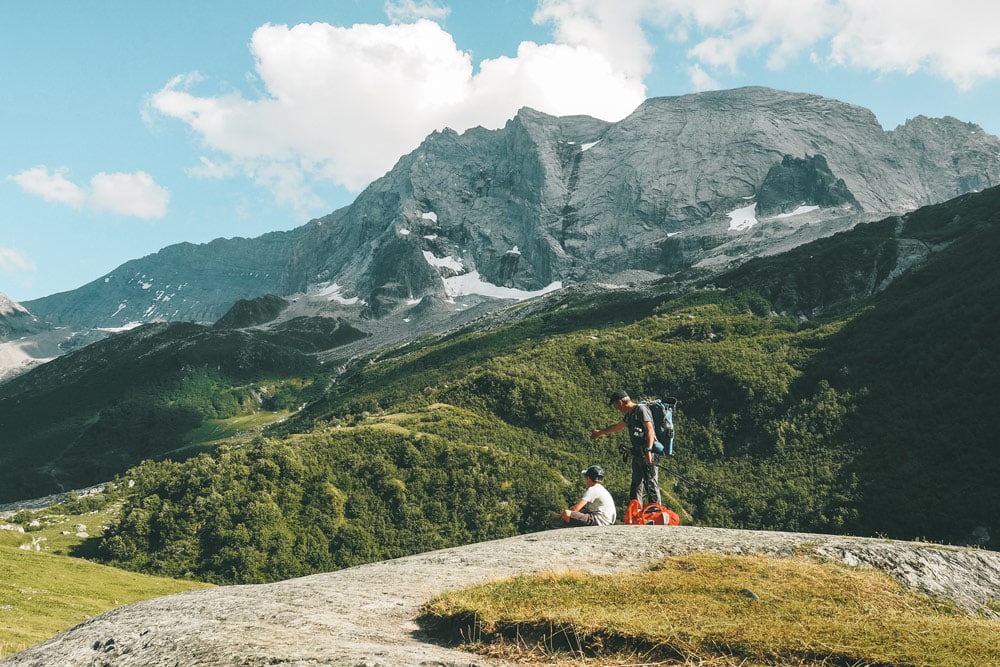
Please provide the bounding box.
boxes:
[422,251,464,273]
[443,271,561,300]
[315,282,362,305]
[728,202,759,231]
[776,205,821,219]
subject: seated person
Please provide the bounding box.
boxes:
[553,465,617,527]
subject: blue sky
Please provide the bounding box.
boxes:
[3,0,999,303]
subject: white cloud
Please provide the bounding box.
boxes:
[467,41,646,125]
[9,166,86,207]
[675,0,842,72]
[539,0,1000,91]
[186,156,236,179]
[251,161,325,211]
[90,172,170,219]
[0,247,36,273]
[829,0,1000,90]
[147,18,644,208]
[533,0,656,80]
[688,63,720,91]
[11,166,169,219]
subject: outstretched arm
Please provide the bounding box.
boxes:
[591,420,625,439]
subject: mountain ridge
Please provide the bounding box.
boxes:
[21,86,1000,333]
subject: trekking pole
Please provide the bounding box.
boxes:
[655,462,707,491]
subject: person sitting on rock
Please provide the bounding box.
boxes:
[552,465,617,527]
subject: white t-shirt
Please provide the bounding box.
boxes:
[581,483,617,525]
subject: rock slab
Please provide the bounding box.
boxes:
[4,525,999,666]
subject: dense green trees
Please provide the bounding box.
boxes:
[84,298,856,582]
[96,411,570,583]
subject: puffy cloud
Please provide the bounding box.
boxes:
[9,166,86,207]
[90,172,170,219]
[147,18,645,205]
[466,41,646,126]
[829,0,1000,90]
[533,0,657,80]
[688,63,721,92]
[384,0,450,23]
[10,166,168,219]
[538,0,1000,89]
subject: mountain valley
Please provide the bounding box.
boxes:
[0,85,997,587]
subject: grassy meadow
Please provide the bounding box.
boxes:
[0,500,211,659]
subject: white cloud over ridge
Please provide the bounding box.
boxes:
[148,18,645,206]
[11,166,169,219]
[146,0,1000,211]
[90,171,170,219]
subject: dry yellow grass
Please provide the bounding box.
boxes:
[420,552,999,666]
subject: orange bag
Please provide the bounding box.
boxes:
[624,499,680,526]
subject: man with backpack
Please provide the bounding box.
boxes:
[590,390,660,506]
[552,465,617,527]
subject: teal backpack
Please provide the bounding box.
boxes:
[645,397,677,455]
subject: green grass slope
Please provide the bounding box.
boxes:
[0,498,210,659]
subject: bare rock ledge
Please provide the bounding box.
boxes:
[5,525,999,666]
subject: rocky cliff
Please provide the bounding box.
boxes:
[0,293,109,383]
[286,87,1000,314]
[24,87,1000,330]
[0,294,37,339]
[4,526,998,666]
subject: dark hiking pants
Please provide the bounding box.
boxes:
[629,455,660,505]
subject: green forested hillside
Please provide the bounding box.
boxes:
[0,316,363,502]
[6,187,999,585]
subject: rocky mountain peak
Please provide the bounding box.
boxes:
[0,293,29,317]
[21,87,1000,333]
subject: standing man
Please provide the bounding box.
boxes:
[591,390,660,506]
[553,465,617,527]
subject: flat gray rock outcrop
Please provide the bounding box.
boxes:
[5,525,999,666]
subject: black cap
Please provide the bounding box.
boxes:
[609,390,629,405]
[582,465,605,481]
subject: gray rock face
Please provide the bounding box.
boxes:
[24,231,309,328]
[24,87,1000,330]
[4,526,998,666]
[0,293,38,340]
[757,154,861,217]
[0,293,110,383]
[305,88,999,311]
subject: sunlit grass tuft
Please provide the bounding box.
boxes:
[420,552,999,666]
